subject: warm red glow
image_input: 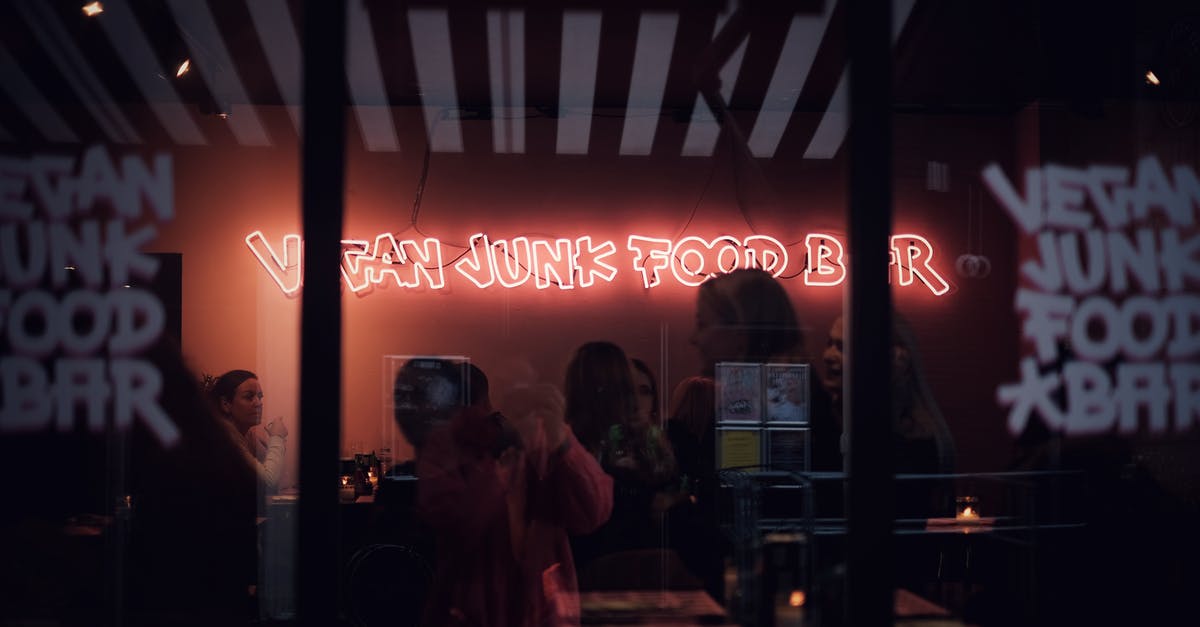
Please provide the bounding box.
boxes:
[804,233,845,287]
[247,231,952,297]
[789,590,806,607]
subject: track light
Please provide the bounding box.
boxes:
[82,2,103,17]
[1146,70,1161,86]
[176,59,191,78]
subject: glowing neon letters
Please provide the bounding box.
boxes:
[246,231,951,296]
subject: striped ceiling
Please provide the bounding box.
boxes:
[0,0,958,159]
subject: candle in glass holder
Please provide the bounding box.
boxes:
[956,496,980,521]
[339,475,356,502]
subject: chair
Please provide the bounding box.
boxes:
[344,543,432,627]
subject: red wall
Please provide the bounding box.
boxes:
[149,106,1025,476]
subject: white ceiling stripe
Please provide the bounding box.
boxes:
[680,6,747,157]
[618,12,679,156]
[0,40,78,143]
[246,0,302,132]
[347,0,399,151]
[804,0,916,159]
[487,9,526,154]
[408,7,463,153]
[15,0,139,143]
[747,4,836,158]
[99,0,206,145]
[556,11,603,155]
[166,0,270,146]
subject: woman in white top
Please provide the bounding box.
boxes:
[209,369,288,491]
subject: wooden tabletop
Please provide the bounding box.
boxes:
[580,589,731,625]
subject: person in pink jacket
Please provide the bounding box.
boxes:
[405,361,612,627]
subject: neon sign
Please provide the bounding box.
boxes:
[246,231,952,297]
[988,156,1200,438]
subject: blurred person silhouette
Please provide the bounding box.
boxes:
[617,357,678,513]
[821,315,956,478]
[208,370,288,493]
[630,358,659,427]
[129,340,260,624]
[686,269,841,604]
[662,375,728,601]
[692,269,840,471]
[0,337,258,626]
[564,343,678,573]
[666,376,717,506]
[409,359,611,627]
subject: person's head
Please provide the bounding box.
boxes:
[668,376,716,440]
[822,316,844,400]
[630,358,658,429]
[210,370,262,434]
[564,341,638,451]
[821,314,956,471]
[393,358,467,452]
[821,315,924,403]
[691,269,803,375]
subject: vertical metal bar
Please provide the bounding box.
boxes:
[298,2,345,626]
[845,0,894,626]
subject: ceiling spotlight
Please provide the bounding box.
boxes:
[218,111,230,120]
[1145,70,1161,86]
[176,59,191,78]
[82,2,104,17]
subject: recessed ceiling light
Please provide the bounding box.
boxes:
[82,2,104,17]
[1145,70,1161,86]
[176,59,191,78]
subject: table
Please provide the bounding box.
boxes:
[580,589,732,625]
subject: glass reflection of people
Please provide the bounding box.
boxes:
[565,343,677,572]
[209,370,288,493]
[821,315,956,477]
[408,359,612,627]
[692,268,841,471]
[630,358,689,523]
[663,375,727,601]
[631,358,659,427]
[129,341,259,624]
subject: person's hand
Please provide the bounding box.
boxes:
[541,403,567,452]
[246,426,270,458]
[265,417,288,438]
[498,384,567,453]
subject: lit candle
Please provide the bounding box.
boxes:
[956,496,980,521]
